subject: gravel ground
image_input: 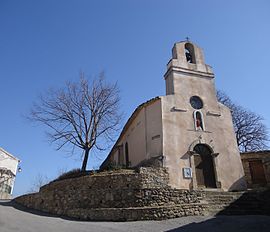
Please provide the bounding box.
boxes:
[0,200,270,232]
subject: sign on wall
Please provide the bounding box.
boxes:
[183,167,193,179]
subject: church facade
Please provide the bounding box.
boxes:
[100,41,247,191]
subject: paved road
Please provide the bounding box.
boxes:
[1,200,270,232]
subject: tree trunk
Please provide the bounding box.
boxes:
[81,149,90,171]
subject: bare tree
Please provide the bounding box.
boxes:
[28,173,50,193]
[30,73,122,171]
[217,90,269,152]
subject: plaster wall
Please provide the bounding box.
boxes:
[145,100,163,159]
[161,41,246,191]
[110,100,162,167]
[161,94,246,191]
[121,107,146,166]
[0,150,18,175]
[102,40,246,191]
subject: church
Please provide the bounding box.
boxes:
[100,40,247,191]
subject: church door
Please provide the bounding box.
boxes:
[194,144,216,188]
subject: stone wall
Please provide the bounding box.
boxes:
[15,166,270,221]
[15,167,206,221]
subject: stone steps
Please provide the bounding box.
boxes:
[202,190,270,216]
[207,209,265,216]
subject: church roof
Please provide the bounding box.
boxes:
[100,97,160,169]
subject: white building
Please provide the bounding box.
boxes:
[0,147,20,199]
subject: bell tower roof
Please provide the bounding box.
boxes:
[164,40,214,79]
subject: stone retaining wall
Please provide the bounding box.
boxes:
[66,204,206,221]
[15,167,206,220]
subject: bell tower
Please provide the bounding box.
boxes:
[164,40,214,95]
[164,40,220,114]
[161,40,246,191]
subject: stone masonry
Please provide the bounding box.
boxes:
[15,167,206,221]
[15,167,270,221]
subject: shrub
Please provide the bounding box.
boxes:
[53,168,89,182]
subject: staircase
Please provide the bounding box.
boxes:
[202,189,270,216]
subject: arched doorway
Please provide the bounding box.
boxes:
[194,144,216,188]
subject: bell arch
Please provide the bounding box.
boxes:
[185,43,196,64]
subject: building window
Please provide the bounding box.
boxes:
[194,111,205,131]
[125,142,129,168]
[117,144,124,165]
[190,96,203,109]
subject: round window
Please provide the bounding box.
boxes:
[190,96,203,109]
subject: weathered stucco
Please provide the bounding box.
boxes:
[101,40,246,192]
[161,41,246,191]
[101,98,163,168]
[161,95,246,191]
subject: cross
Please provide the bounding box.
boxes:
[185,37,190,41]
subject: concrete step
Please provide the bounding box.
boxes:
[205,195,238,199]
[201,190,270,216]
[200,190,244,195]
[207,210,265,216]
[217,209,268,215]
[204,196,241,200]
[207,200,263,205]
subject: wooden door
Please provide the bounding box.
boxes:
[194,154,205,187]
[194,144,216,188]
[249,160,266,185]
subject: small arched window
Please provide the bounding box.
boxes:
[193,111,205,131]
[185,43,196,64]
[117,144,124,165]
[125,142,129,168]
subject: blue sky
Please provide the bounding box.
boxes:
[0,0,269,196]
